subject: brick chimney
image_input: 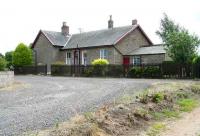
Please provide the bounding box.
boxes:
[108,15,114,29]
[132,19,137,25]
[61,22,69,36]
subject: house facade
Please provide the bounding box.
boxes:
[32,16,168,72]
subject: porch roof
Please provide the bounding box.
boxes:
[126,45,166,55]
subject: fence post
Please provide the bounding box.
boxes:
[45,64,47,75]
[160,63,163,78]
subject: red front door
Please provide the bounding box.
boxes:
[123,57,130,65]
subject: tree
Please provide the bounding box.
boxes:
[156,13,200,63]
[5,51,13,69]
[0,57,7,71]
[0,53,4,58]
[13,43,33,66]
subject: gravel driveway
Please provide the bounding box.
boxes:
[0,76,160,135]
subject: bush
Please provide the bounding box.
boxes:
[0,57,7,71]
[128,67,143,78]
[13,43,33,66]
[91,59,109,65]
[192,56,200,64]
[89,59,109,77]
[143,66,161,77]
[128,66,160,78]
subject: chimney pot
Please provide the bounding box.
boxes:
[132,19,137,25]
[61,22,69,36]
[63,22,66,26]
[108,15,114,29]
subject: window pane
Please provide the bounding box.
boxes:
[100,49,108,59]
[133,56,140,65]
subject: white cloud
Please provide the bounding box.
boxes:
[0,0,199,54]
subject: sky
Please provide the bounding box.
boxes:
[0,0,200,54]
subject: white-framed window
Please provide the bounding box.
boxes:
[66,52,71,65]
[100,49,108,59]
[133,56,141,65]
[81,51,87,65]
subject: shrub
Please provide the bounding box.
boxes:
[143,66,161,77]
[128,66,161,78]
[0,57,7,71]
[192,56,200,64]
[90,59,109,76]
[91,59,109,65]
[128,67,143,78]
[13,43,33,66]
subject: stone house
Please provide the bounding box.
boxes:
[32,16,168,72]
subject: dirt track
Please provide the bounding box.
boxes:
[161,107,200,136]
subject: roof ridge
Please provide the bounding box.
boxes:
[42,25,135,36]
[72,25,135,35]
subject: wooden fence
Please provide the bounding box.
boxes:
[13,63,200,78]
[51,64,200,79]
[14,65,47,75]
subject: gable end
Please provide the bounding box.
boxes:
[31,30,54,49]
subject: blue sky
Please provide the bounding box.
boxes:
[0,0,199,54]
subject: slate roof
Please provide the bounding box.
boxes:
[42,30,70,46]
[62,25,138,49]
[127,45,166,55]
[32,24,153,51]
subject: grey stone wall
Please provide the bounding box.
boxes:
[141,54,165,64]
[0,71,14,88]
[33,33,63,72]
[115,28,151,55]
[64,46,122,65]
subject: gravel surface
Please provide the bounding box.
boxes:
[0,76,161,136]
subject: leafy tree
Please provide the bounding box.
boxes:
[156,13,200,63]
[0,57,7,71]
[13,43,33,66]
[5,51,13,69]
[0,53,4,58]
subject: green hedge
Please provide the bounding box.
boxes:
[128,66,161,78]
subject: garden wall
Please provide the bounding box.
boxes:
[0,71,14,88]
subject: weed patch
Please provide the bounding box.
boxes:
[151,109,180,120]
[177,99,199,112]
[191,84,200,94]
[147,123,166,136]
[152,92,164,103]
